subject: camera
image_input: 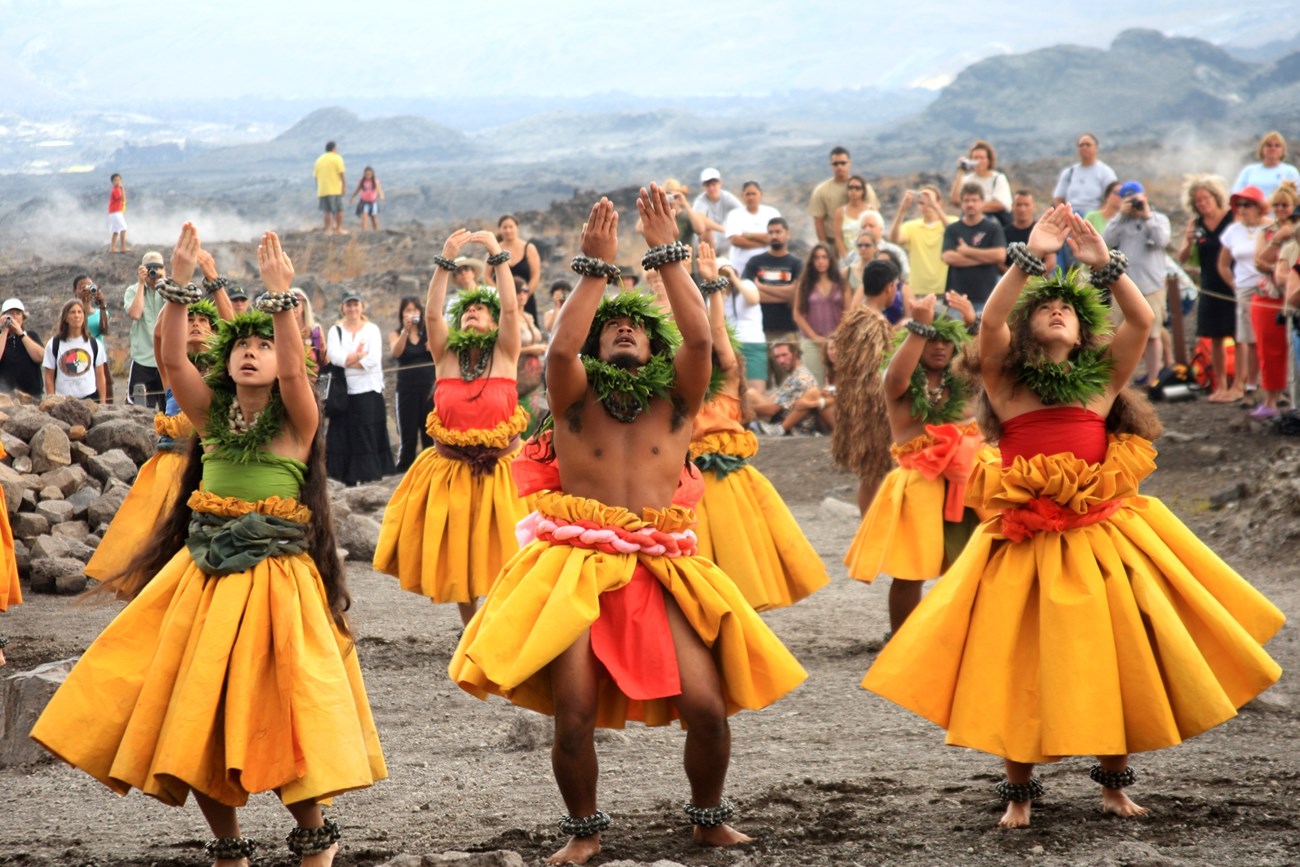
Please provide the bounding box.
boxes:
[146,264,161,278]
[2,315,11,328]
[958,157,978,171]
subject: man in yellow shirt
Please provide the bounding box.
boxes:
[888,185,954,297]
[313,141,347,234]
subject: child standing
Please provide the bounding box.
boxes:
[108,173,129,253]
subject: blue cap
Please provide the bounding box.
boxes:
[1117,181,1144,198]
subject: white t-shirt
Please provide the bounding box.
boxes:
[959,171,1012,211]
[42,334,104,398]
[326,320,385,394]
[1052,161,1118,214]
[1220,222,1264,289]
[722,281,765,343]
[723,204,782,277]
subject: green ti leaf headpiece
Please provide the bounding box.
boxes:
[580,291,682,359]
[446,286,501,356]
[200,311,276,391]
[187,298,218,326]
[1009,269,1112,340]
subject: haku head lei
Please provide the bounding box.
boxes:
[187,298,218,326]
[581,291,682,423]
[446,286,501,380]
[198,311,285,462]
[1010,270,1115,406]
[886,318,972,425]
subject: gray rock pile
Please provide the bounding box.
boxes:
[1,392,399,597]
[0,393,156,595]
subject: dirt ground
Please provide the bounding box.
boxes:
[1,395,1297,867]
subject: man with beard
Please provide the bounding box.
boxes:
[743,217,803,348]
[746,342,821,435]
[450,186,805,866]
[845,294,982,633]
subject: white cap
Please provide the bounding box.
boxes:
[699,167,721,184]
[1,298,25,314]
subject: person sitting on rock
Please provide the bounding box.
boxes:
[746,341,822,435]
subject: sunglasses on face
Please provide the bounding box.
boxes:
[831,160,848,166]
[848,185,865,191]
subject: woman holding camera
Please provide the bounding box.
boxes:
[949,140,1012,218]
[390,296,435,472]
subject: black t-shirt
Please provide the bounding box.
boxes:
[0,328,42,395]
[743,252,803,334]
[1003,222,1033,265]
[942,217,1006,305]
[393,326,436,393]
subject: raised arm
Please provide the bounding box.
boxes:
[256,232,318,444]
[467,229,521,361]
[426,229,470,359]
[195,249,236,321]
[1065,213,1150,392]
[698,245,736,373]
[639,183,711,409]
[546,198,618,414]
[884,294,933,401]
[888,191,913,244]
[160,224,213,427]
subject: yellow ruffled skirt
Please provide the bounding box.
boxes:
[31,493,387,807]
[863,435,1285,764]
[692,432,829,609]
[0,485,19,612]
[373,410,527,603]
[84,450,187,582]
[449,491,808,728]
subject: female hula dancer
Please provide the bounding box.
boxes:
[32,225,386,866]
[863,206,1284,828]
[85,250,234,585]
[690,244,830,610]
[373,229,527,626]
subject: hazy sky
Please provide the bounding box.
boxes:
[1,0,1294,103]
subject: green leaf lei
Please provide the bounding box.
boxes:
[582,354,677,423]
[1019,347,1114,407]
[908,367,970,425]
[202,386,285,463]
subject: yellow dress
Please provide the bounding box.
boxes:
[845,422,983,583]
[0,442,20,613]
[450,490,808,728]
[373,377,528,603]
[690,394,829,610]
[85,412,193,583]
[863,408,1285,764]
[31,453,386,807]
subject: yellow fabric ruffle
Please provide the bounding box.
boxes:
[154,411,194,440]
[187,489,312,524]
[31,544,386,807]
[845,466,949,583]
[85,451,187,583]
[426,405,529,448]
[863,435,1286,764]
[689,429,759,461]
[449,492,808,728]
[373,438,525,603]
[0,486,19,612]
[694,465,829,610]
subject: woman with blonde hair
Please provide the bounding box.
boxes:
[1177,174,1236,399]
[1233,131,1300,198]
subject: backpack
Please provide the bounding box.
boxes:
[1189,336,1235,391]
[50,335,100,370]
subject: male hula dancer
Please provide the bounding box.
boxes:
[450,187,806,865]
[845,292,983,634]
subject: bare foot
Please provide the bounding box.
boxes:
[0,648,7,666]
[299,842,337,867]
[998,800,1032,828]
[693,824,752,846]
[212,859,249,867]
[1101,788,1149,817]
[546,834,600,865]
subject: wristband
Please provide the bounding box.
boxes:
[1089,248,1129,290]
[1006,242,1046,277]
[431,255,457,272]
[698,277,729,296]
[202,276,229,295]
[155,278,203,305]
[571,255,622,283]
[486,250,511,267]
[905,320,937,339]
[641,242,691,271]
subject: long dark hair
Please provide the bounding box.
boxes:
[396,295,426,333]
[962,324,1163,444]
[56,299,90,341]
[98,400,352,637]
[793,244,846,318]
